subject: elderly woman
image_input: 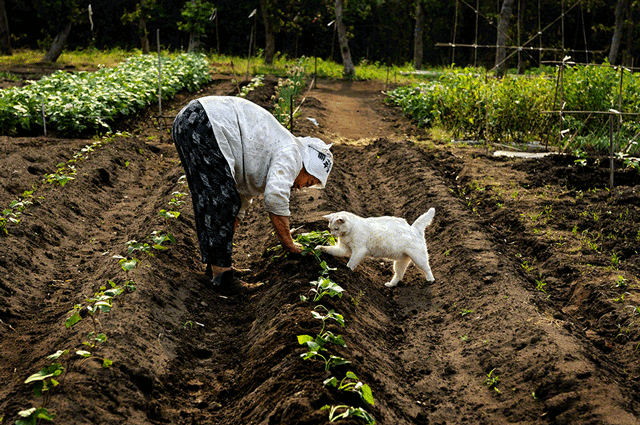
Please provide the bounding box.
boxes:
[172,96,333,293]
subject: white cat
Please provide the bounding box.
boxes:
[316,208,436,287]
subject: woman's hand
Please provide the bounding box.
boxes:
[269,213,302,254]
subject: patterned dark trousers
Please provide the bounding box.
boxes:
[172,100,241,267]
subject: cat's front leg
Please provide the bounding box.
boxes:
[346,249,367,271]
[316,243,351,258]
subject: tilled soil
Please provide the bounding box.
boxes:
[1,74,639,425]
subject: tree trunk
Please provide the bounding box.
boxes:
[259,0,275,64]
[335,0,355,77]
[0,0,11,55]
[413,0,424,70]
[608,0,630,65]
[495,0,515,76]
[139,15,150,54]
[188,31,200,52]
[41,21,72,63]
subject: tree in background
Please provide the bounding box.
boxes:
[34,0,88,62]
[0,0,11,55]
[495,0,515,76]
[122,0,160,54]
[608,0,630,65]
[178,0,215,53]
[334,0,355,76]
[413,0,424,70]
[259,0,276,64]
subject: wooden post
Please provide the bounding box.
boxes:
[289,94,294,132]
[609,114,615,189]
[157,29,163,133]
[41,98,46,136]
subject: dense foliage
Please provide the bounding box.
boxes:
[0,53,210,135]
[386,64,640,155]
[3,0,637,69]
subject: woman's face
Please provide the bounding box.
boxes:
[292,167,320,189]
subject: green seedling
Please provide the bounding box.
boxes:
[148,231,176,250]
[65,280,126,329]
[350,289,365,307]
[611,252,620,267]
[535,279,547,294]
[298,330,346,351]
[613,292,629,303]
[119,257,140,273]
[299,344,350,370]
[324,371,375,406]
[125,240,151,256]
[168,191,188,208]
[43,163,76,186]
[484,368,501,394]
[312,305,346,332]
[24,361,64,399]
[159,209,180,222]
[296,231,337,274]
[78,333,112,368]
[321,405,375,424]
[299,306,349,370]
[309,277,344,302]
[237,75,265,98]
[15,407,55,425]
[460,309,474,317]
[521,260,532,273]
[615,275,628,288]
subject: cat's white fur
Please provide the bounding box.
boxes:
[316,208,436,287]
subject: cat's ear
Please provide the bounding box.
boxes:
[335,218,345,225]
[323,213,335,220]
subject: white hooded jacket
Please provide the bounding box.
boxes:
[197,96,303,218]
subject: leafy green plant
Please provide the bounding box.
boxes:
[535,278,547,294]
[273,59,306,128]
[321,405,375,424]
[15,407,55,425]
[159,209,180,225]
[294,230,337,276]
[0,53,210,135]
[299,305,349,370]
[308,277,344,302]
[168,191,188,208]
[324,371,375,406]
[615,275,628,288]
[484,368,502,394]
[237,75,265,98]
[43,163,76,187]
[299,342,350,371]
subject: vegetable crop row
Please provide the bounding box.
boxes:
[0,53,210,136]
[294,232,376,424]
[385,62,640,155]
[14,174,185,425]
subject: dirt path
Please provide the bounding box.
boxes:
[1,76,639,425]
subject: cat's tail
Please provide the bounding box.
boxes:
[412,207,435,233]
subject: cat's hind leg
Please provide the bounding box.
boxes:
[385,255,412,287]
[408,249,435,282]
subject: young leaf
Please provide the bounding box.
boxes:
[65,311,82,328]
[297,335,314,345]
